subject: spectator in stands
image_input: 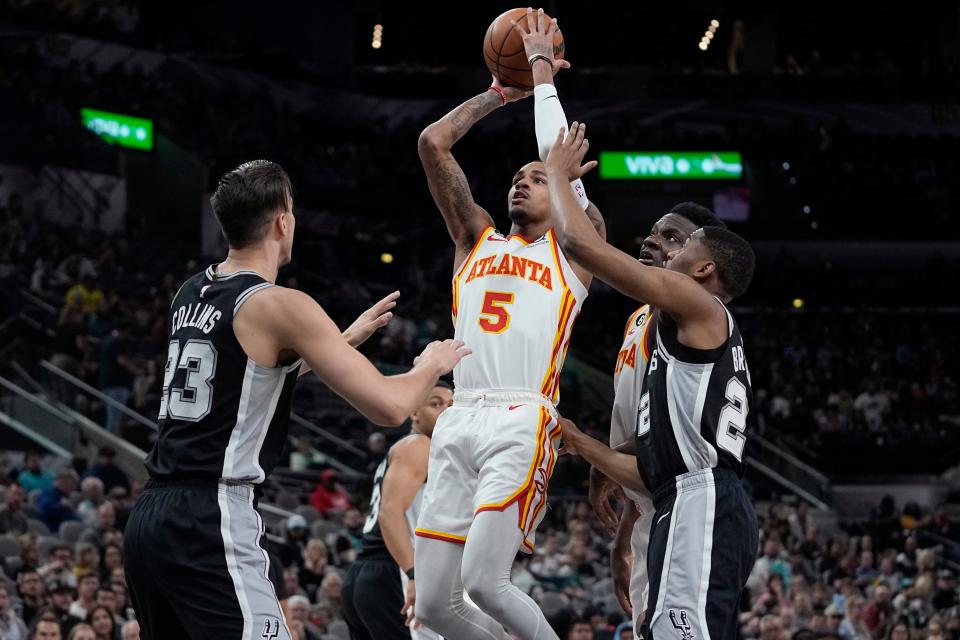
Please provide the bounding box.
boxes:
[29,612,63,640]
[37,469,79,533]
[40,545,76,589]
[613,621,635,640]
[109,582,128,623]
[75,479,105,527]
[298,539,331,602]
[106,487,131,533]
[286,595,323,640]
[72,544,99,580]
[64,274,103,315]
[309,470,350,516]
[46,578,82,636]
[84,449,129,495]
[0,482,29,534]
[99,321,137,435]
[563,617,593,639]
[18,453,54,493]
[85,605,115,640]
[864,584,893,638]
[278,514,310,568]
[333,507,364,563]
[0,583,29,640]
[93,587,123,628]
[119,620,139,640]
[314,573,342,621]
[283,568,307,598]
[98,544,122,584]
[854,382,890,431]
[932,571,958,610]
[839,595,872,640]
[857,551,879,586]
[67,624,96,640]
[79,504,119,549]
[17,570,47,626]
[11,534,41,581]
[69,573,99,620]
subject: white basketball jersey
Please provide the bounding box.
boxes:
[611,305,653,502]
[452,226,587,402]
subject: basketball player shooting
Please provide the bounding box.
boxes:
[412,9,604,640]
[545,125,760,640]
[123,160,470,640]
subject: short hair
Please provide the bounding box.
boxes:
[669,201,726,229]
[434,379,454,391]
[210,160,294,248]
[700,227,755,299]
[287,595,310,608]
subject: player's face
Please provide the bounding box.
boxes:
[411,386,454,437]
[508,162,551,226]
[639,213,698,267]
[665,228,712,278]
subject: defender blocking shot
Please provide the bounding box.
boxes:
[545,125,759,640]
[124,160,470,640]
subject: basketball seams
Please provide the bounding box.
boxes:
[484,8,564,90]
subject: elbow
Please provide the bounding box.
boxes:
[417,126,444,158]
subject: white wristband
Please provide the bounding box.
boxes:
[571,178,589,210]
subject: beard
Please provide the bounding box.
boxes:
[508,204,532,225]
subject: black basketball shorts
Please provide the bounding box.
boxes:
[341,554,411,640]
[641,468,758,640]
[124,480,291,640]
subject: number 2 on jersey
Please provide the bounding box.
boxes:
[159,339,218,422]
[716,377,748,461]
[478,291,514,334]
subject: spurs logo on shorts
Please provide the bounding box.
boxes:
[669,609,695,640]
[261,618,281,640]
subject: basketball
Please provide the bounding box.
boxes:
[483,7,565,90]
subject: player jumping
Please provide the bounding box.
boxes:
[413,9,603,640]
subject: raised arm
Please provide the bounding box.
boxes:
[418,83,528,270]
[240,287,469,426]
[544,123,724,342]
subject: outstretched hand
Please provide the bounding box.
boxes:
[545,121,598,182]
[490,75,532,103]
[511,7,571,75]
[342,290,399,348]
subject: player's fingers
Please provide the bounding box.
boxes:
[556,59,571,70]
[510,20,527,37]
[545,17,557,36]
[554,126,566,146]
[537,7,545,33]
[375,312,393,327]
[526,7,535,33]
[617,586,633,614]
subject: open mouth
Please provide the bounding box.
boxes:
[511,191,528,205]
[638,249,656,265]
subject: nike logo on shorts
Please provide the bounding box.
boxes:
[508,404,524,411]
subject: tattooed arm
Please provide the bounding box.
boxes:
[418,82,530,272]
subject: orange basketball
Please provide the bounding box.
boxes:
[483,8,565,91]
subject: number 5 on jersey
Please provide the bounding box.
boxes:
[478,291,514,334]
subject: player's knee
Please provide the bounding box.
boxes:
[461,570,509,619]
[413,583,449,629]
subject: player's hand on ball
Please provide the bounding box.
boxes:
[511,7,571,75]
[546,121,598,182]
[414,339,472,374]
[490,75,532,103]
[342,290,399,348]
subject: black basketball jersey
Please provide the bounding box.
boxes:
[145,266,301,484]
[358,438,423,559]
[636,301,752,494]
